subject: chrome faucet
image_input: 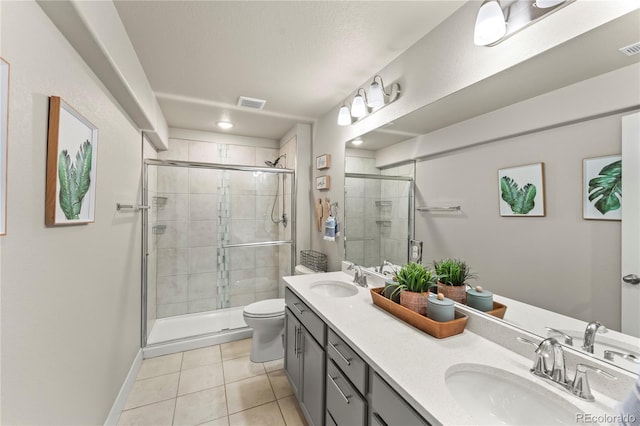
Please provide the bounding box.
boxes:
[582,321,607,354]
[518,336,616,402]
[604,350,640,364]
[533,337,567,383]
[347,263,368,287]
[545,327,573,346]
[378,260,393,275]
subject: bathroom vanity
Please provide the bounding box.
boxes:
[283,271,637,426]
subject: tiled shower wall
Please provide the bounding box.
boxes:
[344,155,413,267]
[380,163,414,266]
[148,138,292,319]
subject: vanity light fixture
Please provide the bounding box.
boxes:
[473,0,506,46]
[337,75,401,126]
[474,0,572,47]
[337,103,353,126]
[217,121,234,129]
[351,88,369,118]
[534,0,565,8]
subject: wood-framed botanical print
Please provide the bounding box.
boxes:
[45,96,98,226]
[316,175,330,190]
[0,57,9,235]
[498,162,545,217]
[316,154,331,170]
[583,154,621,220]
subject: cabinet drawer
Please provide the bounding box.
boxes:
[326,360,366,426]
[285,288,326,345]
[371,373,430,426]
[327,329,367,395]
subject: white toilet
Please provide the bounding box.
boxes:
[243,264,316,362]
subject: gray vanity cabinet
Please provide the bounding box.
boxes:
[284,289,326,426]
[284,309,302,395]
[326,359,367,426]
[370,373,430,426]
[326,329,369,426]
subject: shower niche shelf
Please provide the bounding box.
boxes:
[152,224,167,235]
[375,200,392,207]
[153,196,168,206]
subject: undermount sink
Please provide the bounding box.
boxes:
[310,280,359,298]
[446,364,586,425]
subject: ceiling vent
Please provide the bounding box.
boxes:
[619,42,640,57]
[237,96,266,110]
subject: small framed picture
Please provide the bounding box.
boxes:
[583,155,621,220]
[498,162,545,217]
[316,175,330,190]
[316,154,331,170]
[45,96,98,226]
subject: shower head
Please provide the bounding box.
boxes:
[265,154,286,168]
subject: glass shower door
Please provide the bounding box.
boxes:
[142,160,294,346]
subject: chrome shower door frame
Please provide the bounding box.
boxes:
[141,159,296,348]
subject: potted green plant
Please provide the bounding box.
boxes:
[433,258,477,304]
[389,262,438,315]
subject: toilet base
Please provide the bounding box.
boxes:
[243,313,285,363]
[250,330,284,362]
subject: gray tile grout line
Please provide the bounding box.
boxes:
[264,366,288,426]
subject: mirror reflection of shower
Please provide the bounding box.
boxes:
[265,154,288,228]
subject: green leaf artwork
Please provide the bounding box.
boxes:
[58,140,92,220]
[588,160,621,215]
[500,176,536,214]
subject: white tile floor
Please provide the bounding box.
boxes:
[118,338,308,426]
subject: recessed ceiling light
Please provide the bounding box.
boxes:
[217,121,234,130]
[351,138,364,146]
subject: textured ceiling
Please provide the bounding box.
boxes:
[113,1,465,139]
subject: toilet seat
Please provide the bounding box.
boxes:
[243,298,285,318]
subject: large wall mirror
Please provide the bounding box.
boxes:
[340,11,640,373]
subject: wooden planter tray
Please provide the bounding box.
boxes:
[370,288,467,339]
[486,301,507,319]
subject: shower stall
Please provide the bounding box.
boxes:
[344,172,414,267]
[142,159,295,353]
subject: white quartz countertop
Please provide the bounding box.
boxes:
[284,271,619,426]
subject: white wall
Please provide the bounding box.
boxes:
[1,2,142,423]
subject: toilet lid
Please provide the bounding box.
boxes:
[244,298,285,317]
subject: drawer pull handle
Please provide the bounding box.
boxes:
[328,375,351,404]
[292,303,306,315]
[295,326,303,357]
[372,412,388,426]
[329,341,352,366]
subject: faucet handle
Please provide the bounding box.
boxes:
[570,363,616,402]
[517,337,550,377]
[545,327,574,345]
[604,350,640,364]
